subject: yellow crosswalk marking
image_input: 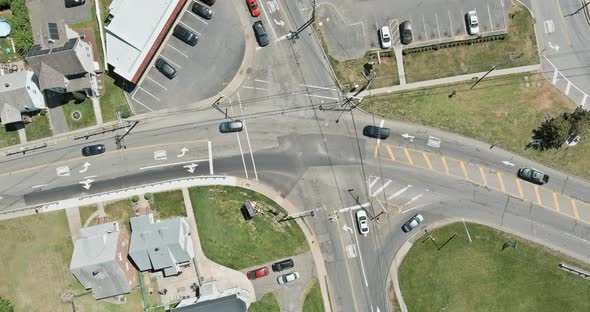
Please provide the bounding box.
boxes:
[459,161,468,179]
[553,192,560,212]
[572,199,580,220]
[479,167,488,186]
[534,185,542,205]
[404,149,414,165]
[497,172,506,193]
[423,153,433,170]
[442,157,449,174]
[386,145,395,160]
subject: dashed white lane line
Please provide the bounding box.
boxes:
[208,140,214,175]
[179,20,202,35]
[238,92,259,182]
[186,10,209,25]
[139,159,209,170]
[32,184,48,189]
[167,44,189,58]
[299,84,338,91]
[157,55,181,69]
[147,77,168,90]
[255,79,270,83]
[349,209,369,287]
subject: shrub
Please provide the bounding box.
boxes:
[39,109,47,116]
[71,91,87,102]
[117,105,131,118]
[131,195,139,203]
[0,0,10,10]
[0,297,14,312]
[8,0,33,57]
[144,193,152,200]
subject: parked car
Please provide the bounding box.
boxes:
[379,26,392,49]
[192,2,214,19]
[65,0,85,8]
[173,24,199,46]
[247,0,260,17]
[466,10,479,35]
[82,144,105,157]
[363,125,390,140]
[356,209,369,235]
[219,120,244,133]
[155,58,177,79]
[277,272,300,285]
[272,259,294,272]
[201,0,216,5]
[517,167,550,185]
[247,267,269,280]
[401,213,424,233]
[253,21,269,47]
[400,21,413,45]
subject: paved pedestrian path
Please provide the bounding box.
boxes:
[17,128,26,143]
[91,97,103,124]
[65,206,81,241]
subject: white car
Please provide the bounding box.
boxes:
[466,10,479,35]
[277,272,300,285]
[379,26,392,49]
[356,209,369,235]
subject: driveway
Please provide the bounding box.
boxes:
[27,0,91,44]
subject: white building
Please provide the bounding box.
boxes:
[0,71,45,125]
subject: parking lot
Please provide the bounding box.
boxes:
[129,0,246,113]
[314,0,511,61]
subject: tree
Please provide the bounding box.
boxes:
[528,107,590,150]
[0,297,14,312]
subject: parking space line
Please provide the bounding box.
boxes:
[131,91,155,112]
[515,179,524,198]
[147,77,168,90]
[138,87,161,102]
[441,156,449,174]
[158,55,181,69]
[448,10,454,35]
[237,92,258,182]
[459,161,468,179]
[497,172,506,193]
[179,21,201,36]
[572,199,580,219]
[479,167,488,186]
[434,13,441,38]
[461,8,467,35]
[422,153,433,170]
[260,0,278,41]
[487,4,494,31]
[167,44,189,58]
[500,0,508,30]
[553,192,560,212]
[422,15,428,40]
[403,149,414,165]
[186,10,208,25]
[386,145,395,160]
[534,185,542,205]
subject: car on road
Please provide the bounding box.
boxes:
[219,120,244,133]
[402,213,424,233]
[65,0,85,8]
[363,125,390,140]
[466,10,479,35]
[201,0,215,5]
[517,167,549,185]
[82,144,105,157]
[356,209,369,235]
[247,267,269,280]
[277,272,300,285]
[173,24,199,46]
[272,259,294,272]
[155,58,177,79]
[400,21,413,45]
[379,26,392,49]
[253,21,269,47]
[192,2,214,19]
[247,0,260,17]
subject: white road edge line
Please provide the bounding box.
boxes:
[147,77,168,90]
[208,140,214,174]
[167,44,189,58]
[238,92,259,182]
[349,209,369,287]
[299,84,338,91]
[338,202,370,213]
[31,184,48,189]
[139,159,208,170]
[230,105,249,179]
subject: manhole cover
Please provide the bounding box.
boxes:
[71,111,81,120]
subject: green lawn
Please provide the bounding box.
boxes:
[248,292,280,312]
[403,2,538,82]
[361,73,590,180]
[104,199,136,232]
[79,205,98,226]
[153,190,186,219]
[399,223,590,312]
[101,75,131,122]
[190,186,309,270]
[62,98,97,131]
[0,124,20,148]
[302,279,324,312]
[24,113,52,141]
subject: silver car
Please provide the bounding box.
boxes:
[277,272,300,285]
[466,10,479,35]
[402,213,424,233]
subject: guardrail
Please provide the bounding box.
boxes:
[559,263,590,279]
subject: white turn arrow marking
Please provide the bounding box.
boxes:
[79,178,95,190]
[342,223,353,233]
[79,162,91,173]
[548,41,560,52]
[402,133,415,142]
[177,147,189,158]
[183,163,198,173]
[273,18,285,27]
[502,160,515,166]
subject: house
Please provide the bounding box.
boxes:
[128,214,195,276]
[105,0,185,84]
[0,70,45,125]
[70,222,136,300]
[26,23,97,96]
[171,284,251,312]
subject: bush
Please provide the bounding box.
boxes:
[117,105,131,118]
[39,109,47,116]
[8,0,33,57]
[0,0,10,10]
[71,91,87,102]
[131,195,139,203]
[0,297,14,312]
[144,193,152,200]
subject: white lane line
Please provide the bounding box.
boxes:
[238,92,259,182]
[349,209,369,287]
[208,140,214,175]
[305,94,339,100]
[230,105,249,179]
[402,193,424,207]
[179,20,202,35]
[83,175,97,179]
[138,87,161,102]
[147,77,168,90]
[158,55,181,69]
[32,184,48,189]
[139,159,208,170]
[186,10,209,25]
[387,185,412,200]
[435,13,441,38]
[167,44,189,58]
[338,202,370,213]
[377,119,385,145]
[242,86,270,91]
[259,0,278,41]
[299,84,338,91]
[487,4,494,31]
[131,88,155,111]
[371,180,391,197]
[255,79,270,83]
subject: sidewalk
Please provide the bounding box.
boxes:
[357,64,541,97]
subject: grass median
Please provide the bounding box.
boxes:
[399,222,590,311]
[248,292,280,312]
[302,279,325,312]
[190,186,309,270]
[360,73,590,180]
[403,1,538,83]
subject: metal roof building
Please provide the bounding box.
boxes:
[105,0,185,84]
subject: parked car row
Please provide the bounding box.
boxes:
[246,258,299,285]
[155,0,216,79]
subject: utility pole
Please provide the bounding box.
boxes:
[288,0,316,42]
[334,73,375,123]
[114,120,138,148]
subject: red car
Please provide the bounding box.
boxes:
[247,267,269,280]
[247,0,260,17]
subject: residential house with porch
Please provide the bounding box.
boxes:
[0,70,45,125]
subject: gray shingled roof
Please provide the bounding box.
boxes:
[171,294,247,312]
[26,40,85,76]
[70,222,131,299]
[0,71,38,124]
[128,214,194,276]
